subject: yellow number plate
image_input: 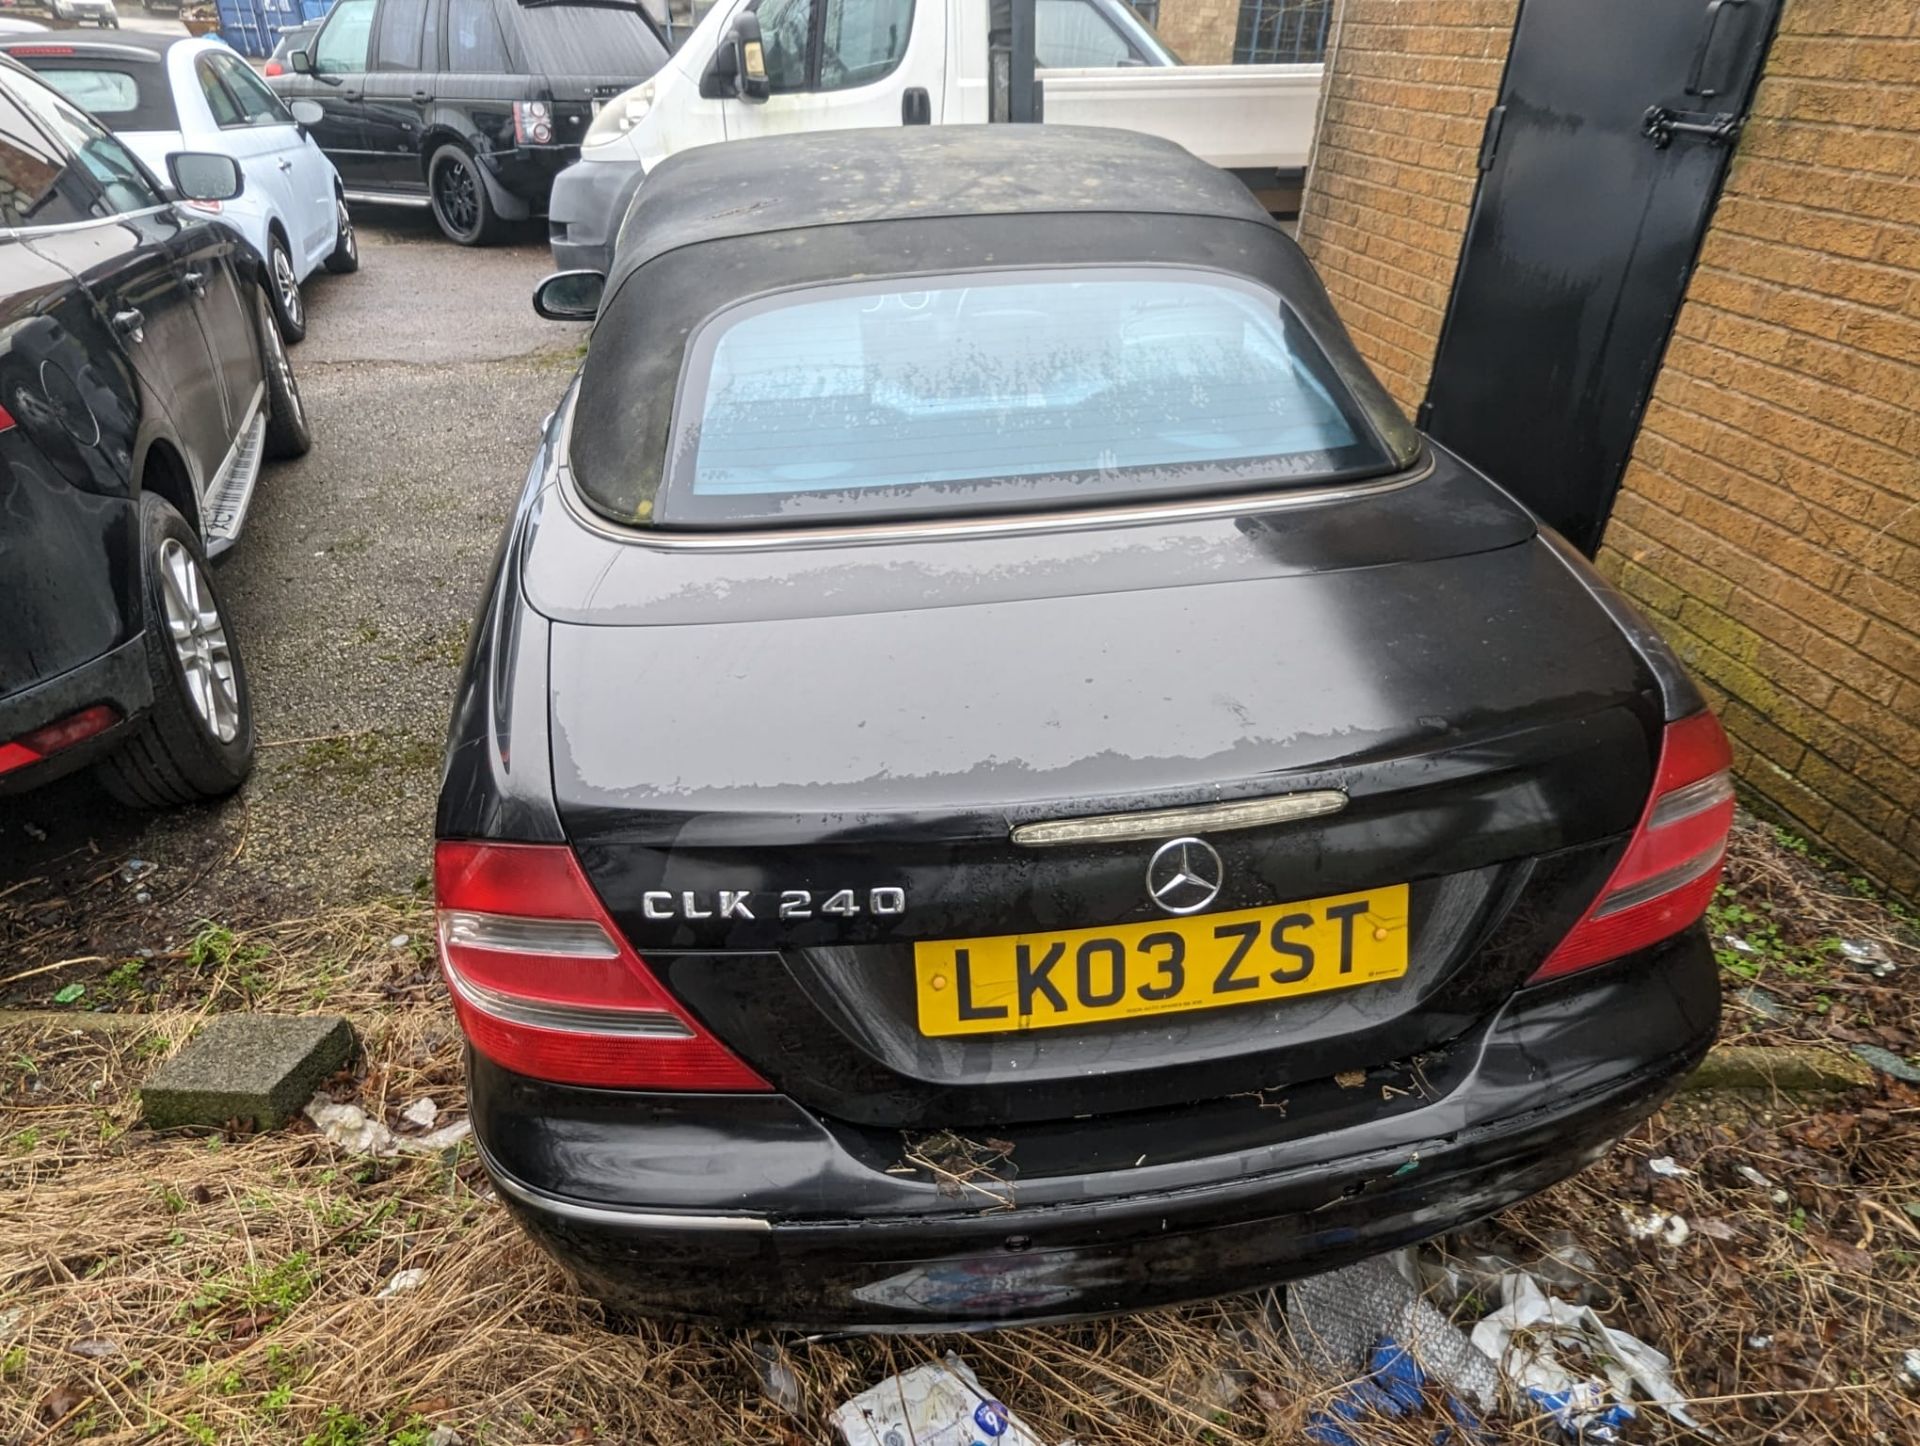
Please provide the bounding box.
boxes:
[914,885,1410,1037]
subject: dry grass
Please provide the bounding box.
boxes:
[3,819,1919,1445]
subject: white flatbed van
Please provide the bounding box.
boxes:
[548,0,1322,271]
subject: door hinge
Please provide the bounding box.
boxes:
[1641,106,1744,149]
[1477,104,1507,171]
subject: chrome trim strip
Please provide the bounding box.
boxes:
[484,1158,774,1233]
[343,190,431,208]
[1647,769,1735,829]
[1012,791,1350,847]
[201,385,267,558]
[443,957,693,1039]
[441,910,619,959]
[1592,844,1726,919]
[0,204,172,240]
[551,395,1437,552]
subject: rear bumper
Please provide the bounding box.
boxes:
[480,145,580,215]
[545,152,646,273]
[472,931,1718,1332]
[0,636,150,794]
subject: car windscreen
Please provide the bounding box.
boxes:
[654,267,1394,528]
[9,57,177,131]
[509,1,666,75]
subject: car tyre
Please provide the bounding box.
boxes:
[257,288,311,461]
[323,189,359,274]
[265,230,306,343]
[428,144,505,247]
[96,495,254,808]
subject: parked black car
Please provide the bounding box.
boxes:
[267,0,668,245]
[0,55,309,805]
[437,127,1732,1332]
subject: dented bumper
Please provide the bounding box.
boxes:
[470,931,1717,1332]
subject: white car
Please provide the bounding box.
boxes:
[2,32,354,340]
[50,0,118,27]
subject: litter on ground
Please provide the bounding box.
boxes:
[303,1094,471,1157]
[1284,1247,1714,1443]
[831,1355,1049,1446]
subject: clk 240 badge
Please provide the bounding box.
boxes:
[639,887,907,921]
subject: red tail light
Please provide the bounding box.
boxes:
[434,840,769,1090]
[0,400,15,432]
[0,704,120,776]
[1530,711,1734,983]
[263,59,284,76]
[512,100,554,145]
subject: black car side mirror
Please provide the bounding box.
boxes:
[701,13,768,102]
[168,152,244,203]
[288,47,314,75]
[534,270,605,321]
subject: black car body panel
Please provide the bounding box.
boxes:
[474,935,1718,1330]
[0,53,270,791]
[270,0,666,218]
[439,127,1727,1329]
[522,459,1657,1130]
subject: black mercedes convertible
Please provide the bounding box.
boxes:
[437,126,1732,1331]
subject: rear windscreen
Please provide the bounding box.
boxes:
[660,267,1392,527]
[16,60,177,131]
[509,2,666,75]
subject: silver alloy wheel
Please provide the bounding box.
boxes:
[157,538,240,743]
[337,196,356,261]
[273,242,302,327]
[266,305,302,429]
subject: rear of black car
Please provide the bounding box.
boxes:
[436,130,1729,1331]
[442,518,1726,1329]
[0,217,148,793]
[479,0,667,209]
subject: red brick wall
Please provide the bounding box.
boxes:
[1295,0,1519,412]
[1596,1,1920,897]
[1153,0,1241,65]
[1300,0,1920,896]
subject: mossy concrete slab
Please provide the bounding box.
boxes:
[1682,1044,1874,1095]
[140,1014,355,1129]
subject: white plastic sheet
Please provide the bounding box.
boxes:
[1468,1272,1715,1439]
[304,1094,471,1157]
[832,1356,1048,1446]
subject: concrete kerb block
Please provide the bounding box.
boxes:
[139,1014,356,1130]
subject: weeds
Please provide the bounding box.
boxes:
[184,921,274,1005]
[1,818,1916,1444]
[1708,892,1838,981]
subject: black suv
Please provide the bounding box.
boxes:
[0,55,309,806]
[268,0,668,245]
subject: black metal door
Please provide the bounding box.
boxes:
[1419,0,1782,555]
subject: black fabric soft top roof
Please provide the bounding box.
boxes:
[605,124,1278,286]
[572,126,1424,528]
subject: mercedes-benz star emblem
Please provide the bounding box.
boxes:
[1146,837,1223,916]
